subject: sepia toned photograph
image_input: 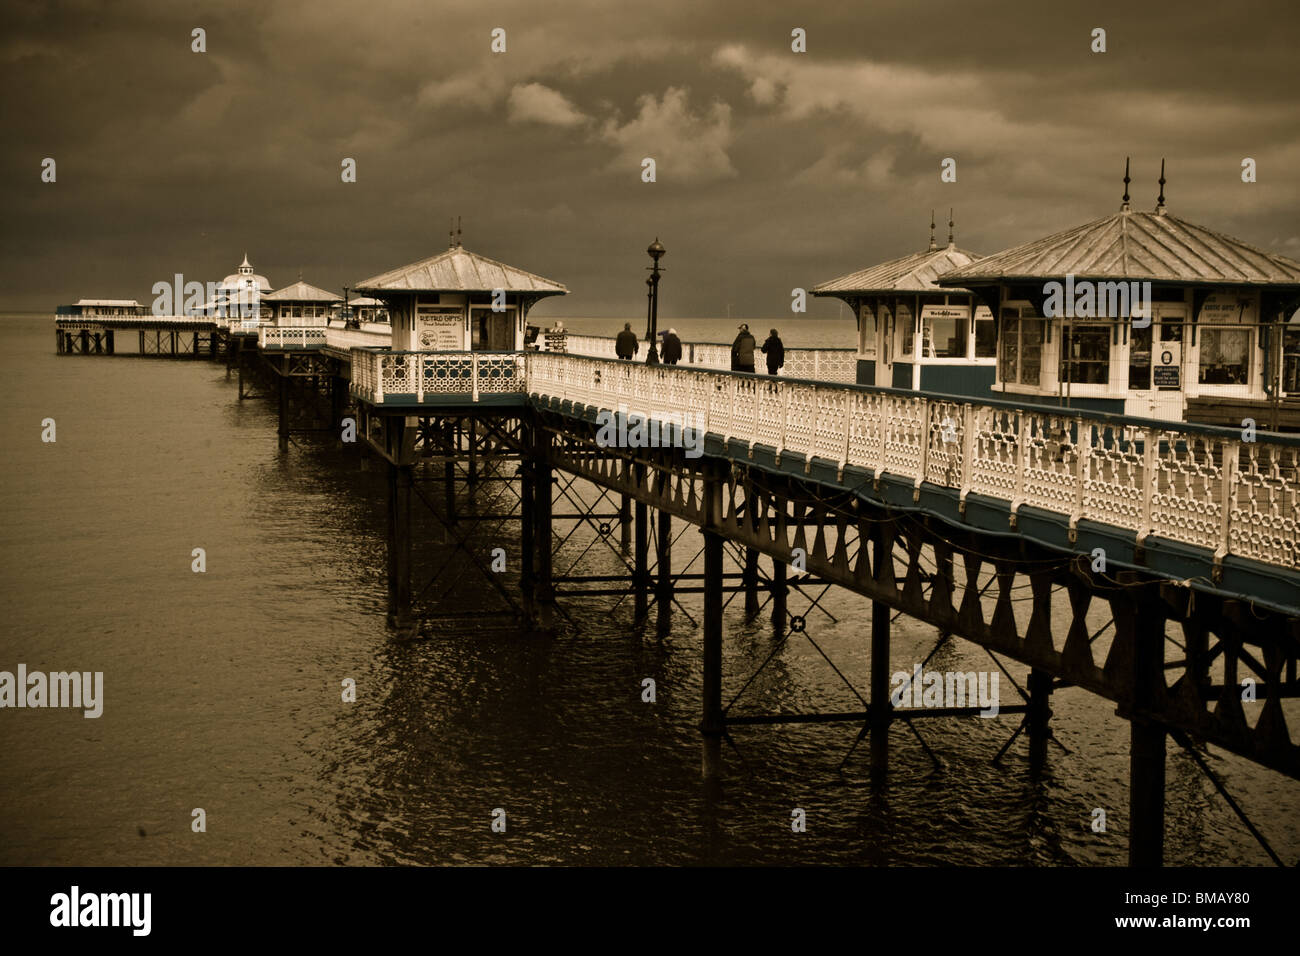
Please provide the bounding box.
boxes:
[1,0,1297,936]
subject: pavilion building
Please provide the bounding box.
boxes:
[811,214,995,394]
[264,278,342,327]
[940,163,1300,428]
[214,254,273,325]
[352,229,567,352]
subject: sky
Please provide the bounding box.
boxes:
[3,0,1299,319]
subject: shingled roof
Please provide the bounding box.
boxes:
[264,280,342,302]
[941,210,1300,287]
[813,244,983,296]
[354,245,568,296]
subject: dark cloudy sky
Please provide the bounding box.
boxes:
[4,0,1298,319]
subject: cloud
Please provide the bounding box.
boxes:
[600,87,736,184]
[507,83,588,127]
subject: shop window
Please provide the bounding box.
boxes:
[925,316,968,358]
[859,306,877,359]
[897,307,915,357]
[1129,325,1151,390]
[999,309,1044,385]
[1198,328,1250,385]
[1062,323,1110,385]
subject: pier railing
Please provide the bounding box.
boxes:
[352,349,1298,573]
[541,332,858,382]
[350,349,525,404]
[259,327,327,349]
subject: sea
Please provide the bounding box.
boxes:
[1,312,1294,865]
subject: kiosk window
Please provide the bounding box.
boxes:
[1062,323,1110,385]
[1000,310,1044,386]
[1198,328,1250,385]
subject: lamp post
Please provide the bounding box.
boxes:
[645,238,665,364]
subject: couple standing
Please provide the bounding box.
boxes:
[732,323,784,375]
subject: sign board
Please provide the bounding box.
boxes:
[1154,346,1181,389]
[920,305,969,321]
[1198,292,1257,326]
[416,307,463,351]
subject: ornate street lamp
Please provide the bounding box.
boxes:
[645,238,665,364]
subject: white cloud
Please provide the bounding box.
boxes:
[507,83,588,127]
[600,87,736,184]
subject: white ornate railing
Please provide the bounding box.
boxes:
[344,349,1300,574]
[351,350,526,404]
[546,332,857,383]
[528,353,1299,573]
[260,327,327,349]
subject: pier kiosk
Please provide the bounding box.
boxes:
[264,278,342,327]
[812,214,994,395]
[941,166,1300,428]
[352,231,568,353]
[217,254,273,328]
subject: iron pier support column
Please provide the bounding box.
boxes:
[1128,591,1167,867]
[869,530,892,780]
[520,439,536,621]
[80,330,89,353]
[277,373,289,452]
[386,461,413,629]
[656,511,673,618]
[701,466,724,779]
[531,427,556,631]
[443,422,456,528]
[105,331,114,355]
[743,548,760,617]
[619,494,632,548]
[771,558,787,632]
[1027,668,1054,772]
[634,496,649,620]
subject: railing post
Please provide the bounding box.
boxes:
[1011,411,1028,523]
[416,352,424,404]
[1138,425,1156,547]
[376,354,385,404]
[1218,438,1240,565]
[915,398,931,498]
[958,403,975,503]
[472,354,480,403]
[1070,416,1087,538]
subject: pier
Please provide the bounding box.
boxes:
[57,311,1300,867]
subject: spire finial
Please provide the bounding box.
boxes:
[1121,156,1131,211]
[948,208,955,247]
[456,216,463,248]
[928,210,937,251]
[1156,158,1167,215]
[449,218,455,249]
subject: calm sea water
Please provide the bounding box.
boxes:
[1,314,1294,866]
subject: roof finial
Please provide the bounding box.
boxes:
[947,208,955,248]
[1121,156,1131,212]
[449,218,455,249]
[928,210,937,251]
[1156,158,1167,215]
[456,216,463,248]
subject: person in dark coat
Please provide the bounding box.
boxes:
[761,328,785,375]
[732,323,756,373]
[615,322,639,360]
[661,327,683,365]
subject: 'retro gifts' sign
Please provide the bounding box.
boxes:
[416,307,463,351]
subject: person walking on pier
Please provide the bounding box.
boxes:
[616,322,639,360]
[761,328,785,376]
[732,323,756,373]
[662,327,682,365]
